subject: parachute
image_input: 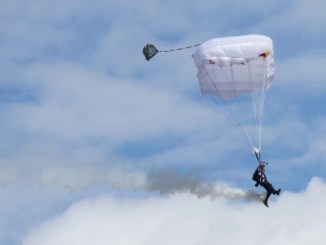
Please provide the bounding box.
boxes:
[142,34,275,158]
[192,35,275,157]
[143,43,159,61]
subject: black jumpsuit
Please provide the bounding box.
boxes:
[253,165,280,206]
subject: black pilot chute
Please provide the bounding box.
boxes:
[143,43,158,61]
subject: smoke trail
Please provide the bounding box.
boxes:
[146,168,264,202]
[0,162,147,191]
[0,161,264,202]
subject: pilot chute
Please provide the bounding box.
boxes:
[143,43,200,61]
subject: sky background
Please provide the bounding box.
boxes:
[0,0,326,244]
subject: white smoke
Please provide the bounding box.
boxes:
[146,168,264,202]
[0,162,263,202]
[0,162,147,191]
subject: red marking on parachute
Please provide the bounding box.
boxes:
[259,51,270,58]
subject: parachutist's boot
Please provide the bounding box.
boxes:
[263,192,271,207]
[276,188,281,196]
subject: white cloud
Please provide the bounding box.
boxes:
[0,61,218,147]
[23,177,326,245]
[277,0,326,36]
[277,54,326,93]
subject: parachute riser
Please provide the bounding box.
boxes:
[253,147,263,163]
[253,147,269,165]
[254,150,261,163]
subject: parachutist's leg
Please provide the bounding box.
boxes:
[265,192,271,201]
[265,181,278,195]
[260,181,281,207]
[260,183,270,207]
[276,188,281,195]
[260,182,269,192]
[263,192,271,207]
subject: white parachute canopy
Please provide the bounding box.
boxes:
[192,34,275,155]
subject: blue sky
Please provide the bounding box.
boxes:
[0,0,326,244]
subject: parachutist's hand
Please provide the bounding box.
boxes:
[255,182,259,187]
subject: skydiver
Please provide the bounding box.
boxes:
[252,162,281,207]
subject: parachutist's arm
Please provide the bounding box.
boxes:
[258,171,266,184]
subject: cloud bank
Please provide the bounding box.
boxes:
[23,177,326,245]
